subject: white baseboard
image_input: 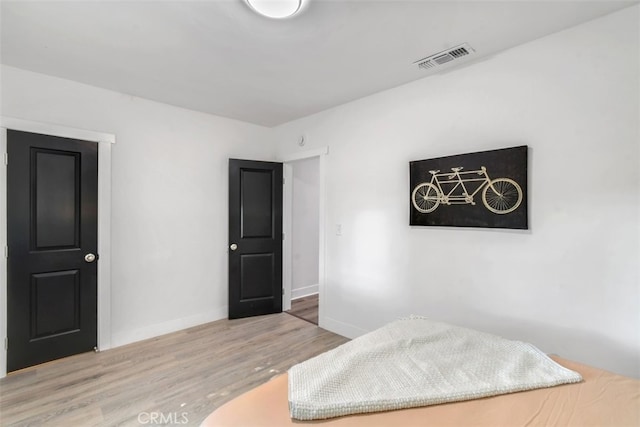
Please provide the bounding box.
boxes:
[291,284,319,300]
[320,316,368,340]
[111,306,227,349]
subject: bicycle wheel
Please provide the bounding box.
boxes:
[411,183,440,213]
[482,178,522,214]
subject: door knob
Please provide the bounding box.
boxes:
[230,243,238,251]
[84,253,97,263]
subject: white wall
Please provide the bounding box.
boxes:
[0,65,275,347]
[291,157,320,299]
[1,5,638,378]
[274,6,640,377]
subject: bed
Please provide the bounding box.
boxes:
[201,318,640,426]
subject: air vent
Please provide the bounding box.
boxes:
[415,43,475,71]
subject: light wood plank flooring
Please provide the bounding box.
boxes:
[0,313,348,426]
[286,294,319,325]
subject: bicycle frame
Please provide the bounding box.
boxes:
[429,166,491,205]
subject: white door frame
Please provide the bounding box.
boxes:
[0,117,114,378]
[280,147,328,326]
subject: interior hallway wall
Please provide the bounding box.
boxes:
[291,157,320,299]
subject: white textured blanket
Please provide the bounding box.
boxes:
[288,317,582,420]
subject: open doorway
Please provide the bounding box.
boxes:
[285,157,319,324]
[282,147,327,327]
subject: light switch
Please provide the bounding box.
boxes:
[336,224,342,236]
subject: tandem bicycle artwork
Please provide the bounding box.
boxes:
[410,146,528,229]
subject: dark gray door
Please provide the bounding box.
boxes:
[7,130,98,372]
[228,159,283,319]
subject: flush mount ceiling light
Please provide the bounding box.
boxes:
[246,0,303,18]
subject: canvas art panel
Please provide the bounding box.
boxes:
[410,146,528,229]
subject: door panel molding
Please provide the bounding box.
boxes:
[0,117,114,378]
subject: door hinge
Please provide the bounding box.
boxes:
[282,288,285,296]
[4,337,8,351]
[4,246,7,259]
[282,233,285,241]
[283,176,285,185]
[3,153,7,166]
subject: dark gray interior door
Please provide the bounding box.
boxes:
[228,159,283,319]
[7,130,98,372]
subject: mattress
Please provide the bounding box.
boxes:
[200,356,640,426]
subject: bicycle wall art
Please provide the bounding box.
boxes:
[410,146,528,229]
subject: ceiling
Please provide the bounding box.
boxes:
[1,0,637,127]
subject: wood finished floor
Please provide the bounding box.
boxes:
[286,294,319,325]
[0,313,348,426]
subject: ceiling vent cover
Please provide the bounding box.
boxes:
[415,43,475,70]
